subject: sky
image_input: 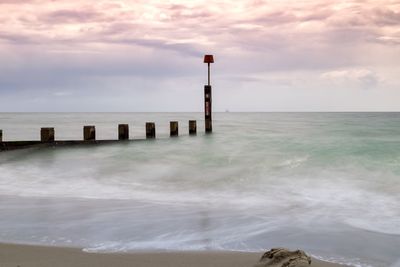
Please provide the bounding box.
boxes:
[0,0,399,112]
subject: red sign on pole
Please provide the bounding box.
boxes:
[204,55,214,63]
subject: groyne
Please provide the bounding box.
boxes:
[0,120,197,151]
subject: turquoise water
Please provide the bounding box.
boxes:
[0,113,400,267]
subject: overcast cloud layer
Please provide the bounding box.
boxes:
[0,0,399,111]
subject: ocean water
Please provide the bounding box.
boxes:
[0,112,400,267]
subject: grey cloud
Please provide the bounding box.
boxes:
[105,37,203,58]
[101,22,139,35]
[323,27,380,44]
[0,32,37,43]
[358,73,379,89]
[42,9,104,24]
[301,9,333,22]
[248,11,298,26]
[321,69,380,89]
[0,44,203,95]
[0,0,37,3]
[238,2,333,27]
[162,3,214,19]
[375,34,400,45]
[325,5,400,28]
[371,8,400,26]
[95,21,205,57]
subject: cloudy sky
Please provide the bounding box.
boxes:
[0,0,399,111]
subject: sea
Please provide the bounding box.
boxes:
[0,112,399,267]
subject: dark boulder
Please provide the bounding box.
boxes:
[254,248,312,267]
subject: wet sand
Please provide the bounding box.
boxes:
[0,243,345,267]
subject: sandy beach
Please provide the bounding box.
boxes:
[0,243,346,267]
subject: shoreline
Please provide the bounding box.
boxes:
[0,242,347,267]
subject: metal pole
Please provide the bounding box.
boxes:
[208,63,210,86]
[204,85,212,133]
[204,55,214,133]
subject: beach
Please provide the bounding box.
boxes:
[0,243,345,267]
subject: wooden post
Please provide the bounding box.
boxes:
[204,85,212,133]
[0,130,2,142]
[41,128,55,142]
[118,124,129,140]
[189,120,197,135]
[146,122,156,139]
[83,126,96,141]
[170,121,178,137]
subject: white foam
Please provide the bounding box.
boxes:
[278,156,309,168]
[391,259,400,267]
[1,158,400,238]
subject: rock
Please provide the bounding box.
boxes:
[254,248,312,267]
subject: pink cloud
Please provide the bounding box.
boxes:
[0,0,399,71]
[1,0,400,111]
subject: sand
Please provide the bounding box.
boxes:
[0,243,346,267]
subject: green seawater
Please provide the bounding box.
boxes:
[0,112,399,267]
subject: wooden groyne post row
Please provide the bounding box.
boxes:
[0,54,215,151]
[0,121,199,151]
[0,121,198,151]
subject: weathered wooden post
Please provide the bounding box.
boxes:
[0,130,2,142]
[83,126,96,141]
[41,128,55,142]
[170,121,178,137]
[118,124,129,140]
[204,55,214,133]
[189,120,197,135]
[146,122,156,139]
